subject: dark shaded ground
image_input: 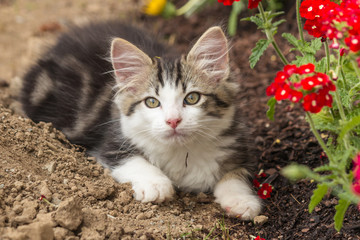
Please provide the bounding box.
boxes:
[0,0,359,239]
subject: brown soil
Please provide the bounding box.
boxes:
[0,0,359,239]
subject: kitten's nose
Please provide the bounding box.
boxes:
[166,118,182,129]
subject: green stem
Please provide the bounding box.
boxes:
[258,3,289,65]
[175,0,208,16]
[324,40,330,73]
[334,86,346,121]
[306,112,333,162]
[296,0,305,43]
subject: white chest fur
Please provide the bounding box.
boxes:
[143,135,236,192]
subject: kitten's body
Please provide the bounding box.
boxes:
[21,21,261,219]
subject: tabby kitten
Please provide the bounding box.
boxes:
[21,21,261,220]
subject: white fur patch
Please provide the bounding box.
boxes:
[112,156,174,202]
[214,179,261,220]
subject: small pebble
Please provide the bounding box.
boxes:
[253,215,269,225]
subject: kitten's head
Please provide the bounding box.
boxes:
[111,27,239,146]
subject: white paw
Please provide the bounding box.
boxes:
[216,193,261,220]
[111,156,175,203]
[214,179,261,220]
[132,177,174,203]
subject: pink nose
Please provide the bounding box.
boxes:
[166,118,182,129]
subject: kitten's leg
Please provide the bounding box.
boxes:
[111,156,174,203]
[214,168,261,220]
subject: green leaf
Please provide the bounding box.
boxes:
[309,184,328,213]
[291,54,316,66]
[268,11,284,19]
[249,39,271,69]
[310,38,322,52]
[245,15,263,28]
[337,115,360,143]
[272,19,286,28]
[282,33,299,48]
[266,97,276,121]
[334,199,351,231]
[314,165,339,172]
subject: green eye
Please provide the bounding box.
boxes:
[184,92,201,105]
[145,97,160,108]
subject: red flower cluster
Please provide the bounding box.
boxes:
[266,63,336,113]
[217,0,262,9]
[300,0,360,54]
[253,171,273,199]
[352,154,360,196]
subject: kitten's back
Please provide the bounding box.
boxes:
[21,21,174,149]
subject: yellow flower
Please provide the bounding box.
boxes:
[143,0,167,16]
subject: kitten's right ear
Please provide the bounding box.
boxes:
[111,38,152,89]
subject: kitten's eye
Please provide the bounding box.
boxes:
[184,92,201,105]
[145,97,160,108]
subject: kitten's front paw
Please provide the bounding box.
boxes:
[215,193,261,220]
[132,177,174,203]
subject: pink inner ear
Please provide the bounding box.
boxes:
[111,39,152,86]
[187,27,229,83]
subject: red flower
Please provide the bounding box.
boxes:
[39,195,46,201]
[300,0,327,20]
[298,63,315,75]
[248,0,262,9]
[317,88,333,108]
[284,64,298,76]
[289,89,303,103]
[304,19,325,38]
[275,84,291,101]
[217,0,240,6]
[253,179,260,188]
[275,71,288,83]
[345,35,360,52]
[301,76,320,90]
[266,82,282,96]
[314,72,330,84]
[257,183,272,199]
[218,0,262,8]
[340,48,348,56]
[323,80,336,91]
[255,236,265,240]
[303,93,323,113]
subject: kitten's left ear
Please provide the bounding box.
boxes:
[187,26,229,84]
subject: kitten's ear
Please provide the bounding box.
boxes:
[111,38,152,88]
[187,27,229,84]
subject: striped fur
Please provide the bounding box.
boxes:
[21,22,261,219]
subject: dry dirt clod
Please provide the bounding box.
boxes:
[53,227,75,240]
[13,200,39,225]
[17,221,54,240]
[53,197,83,231]
[254,215,269,226]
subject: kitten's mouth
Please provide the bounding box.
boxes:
[164,130,188,142]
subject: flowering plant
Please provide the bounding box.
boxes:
[239,0,360,231]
